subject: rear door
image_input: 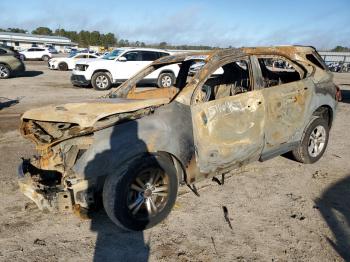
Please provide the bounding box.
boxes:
[26,48,36,59]
[253,55,313,151]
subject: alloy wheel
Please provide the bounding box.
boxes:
[161,75,172,87]
[96,75,109,89]
[308,125,326,157]
[127,167,169,219]
[0,65,9,78]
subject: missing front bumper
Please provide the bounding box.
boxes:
[17,160,73,212]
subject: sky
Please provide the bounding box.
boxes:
[1,0,349,49]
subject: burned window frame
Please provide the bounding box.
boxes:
[254,54,307,88]
[189,55,254,105]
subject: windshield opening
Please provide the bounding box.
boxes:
[102,49,124,60]
[107,58,208,102]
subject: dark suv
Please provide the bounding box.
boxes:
[0,46,25,79]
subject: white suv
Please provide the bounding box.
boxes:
[19,47,52,61]
[71,48,179,90]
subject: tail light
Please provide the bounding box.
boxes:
[335,84,342,101]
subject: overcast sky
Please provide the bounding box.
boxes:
[1,0,349,48]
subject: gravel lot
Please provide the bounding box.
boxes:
[0,61,350,262]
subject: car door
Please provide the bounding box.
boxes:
[36,48,45,59]
[252,55,313,152]
[139,51,159,79]
[191,57,266,174]
[115,51,143,80]
[26,48,35,59]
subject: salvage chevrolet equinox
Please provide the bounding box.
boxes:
[18,46,340,231]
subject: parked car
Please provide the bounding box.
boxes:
[0,45,25,79]
[48,47,59,54]
[19,47,52,61]
[48,53,100,71]
[18,46,340,231]
[64,47,77,53]
[71,48,179,90]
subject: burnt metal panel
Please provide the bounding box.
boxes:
[73,101,194,179]
[191,90,266,173]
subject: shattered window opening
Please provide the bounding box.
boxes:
[192,58,252,104]
[257,56,304,88]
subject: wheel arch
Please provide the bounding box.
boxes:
[0,62,11,69]
[73,102,194,184]
[93,69,112,77]
[312,105,333,128]
[158,69,175,76]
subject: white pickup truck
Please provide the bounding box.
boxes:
[71,48,179,90]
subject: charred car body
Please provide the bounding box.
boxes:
[18,46,340,231]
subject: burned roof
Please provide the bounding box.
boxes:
[153,45,316,65]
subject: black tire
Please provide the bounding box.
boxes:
[157,72,175,88]
[42,55,49,61]
[103,154,178,231]
[92,72,112,90]
[292,117,329,164]
[58,62,68,71]
[0,64,11,79]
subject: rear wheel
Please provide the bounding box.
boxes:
[42,55,49,61]
[92,72,112,90]
[157,72,175,88]
[58,62,68,71]
[103,154,178,231]
[0,64,11,79]
[292,117,329,164]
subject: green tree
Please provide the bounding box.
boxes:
[32,27,53,35]
[159,41,167,48]
[331,46,350,52]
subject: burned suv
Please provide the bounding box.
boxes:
[18,46,340,231]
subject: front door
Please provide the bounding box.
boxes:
[190,58,265,174]
[116,51,146,80]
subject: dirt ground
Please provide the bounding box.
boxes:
[0,61,350,262]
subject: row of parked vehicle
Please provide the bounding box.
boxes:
[327,62,350,73]
[48,48,181,90]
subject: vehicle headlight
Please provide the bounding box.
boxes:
[75,64,89,71]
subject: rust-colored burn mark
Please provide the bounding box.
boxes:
[126,86,179,101]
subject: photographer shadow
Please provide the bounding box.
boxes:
[316,175,350,260]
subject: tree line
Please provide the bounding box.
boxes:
[0,27,216,50]
[1,27,348,51]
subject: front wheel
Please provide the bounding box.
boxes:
[0,64,11,79]
[92,72,112,90]
[58,62,68,71]
[157,72,175,88]
[103,154,178,231]
[292,117,329,164]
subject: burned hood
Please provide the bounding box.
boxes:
[21,98,169,128]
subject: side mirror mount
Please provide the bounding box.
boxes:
[118,56,127,62]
